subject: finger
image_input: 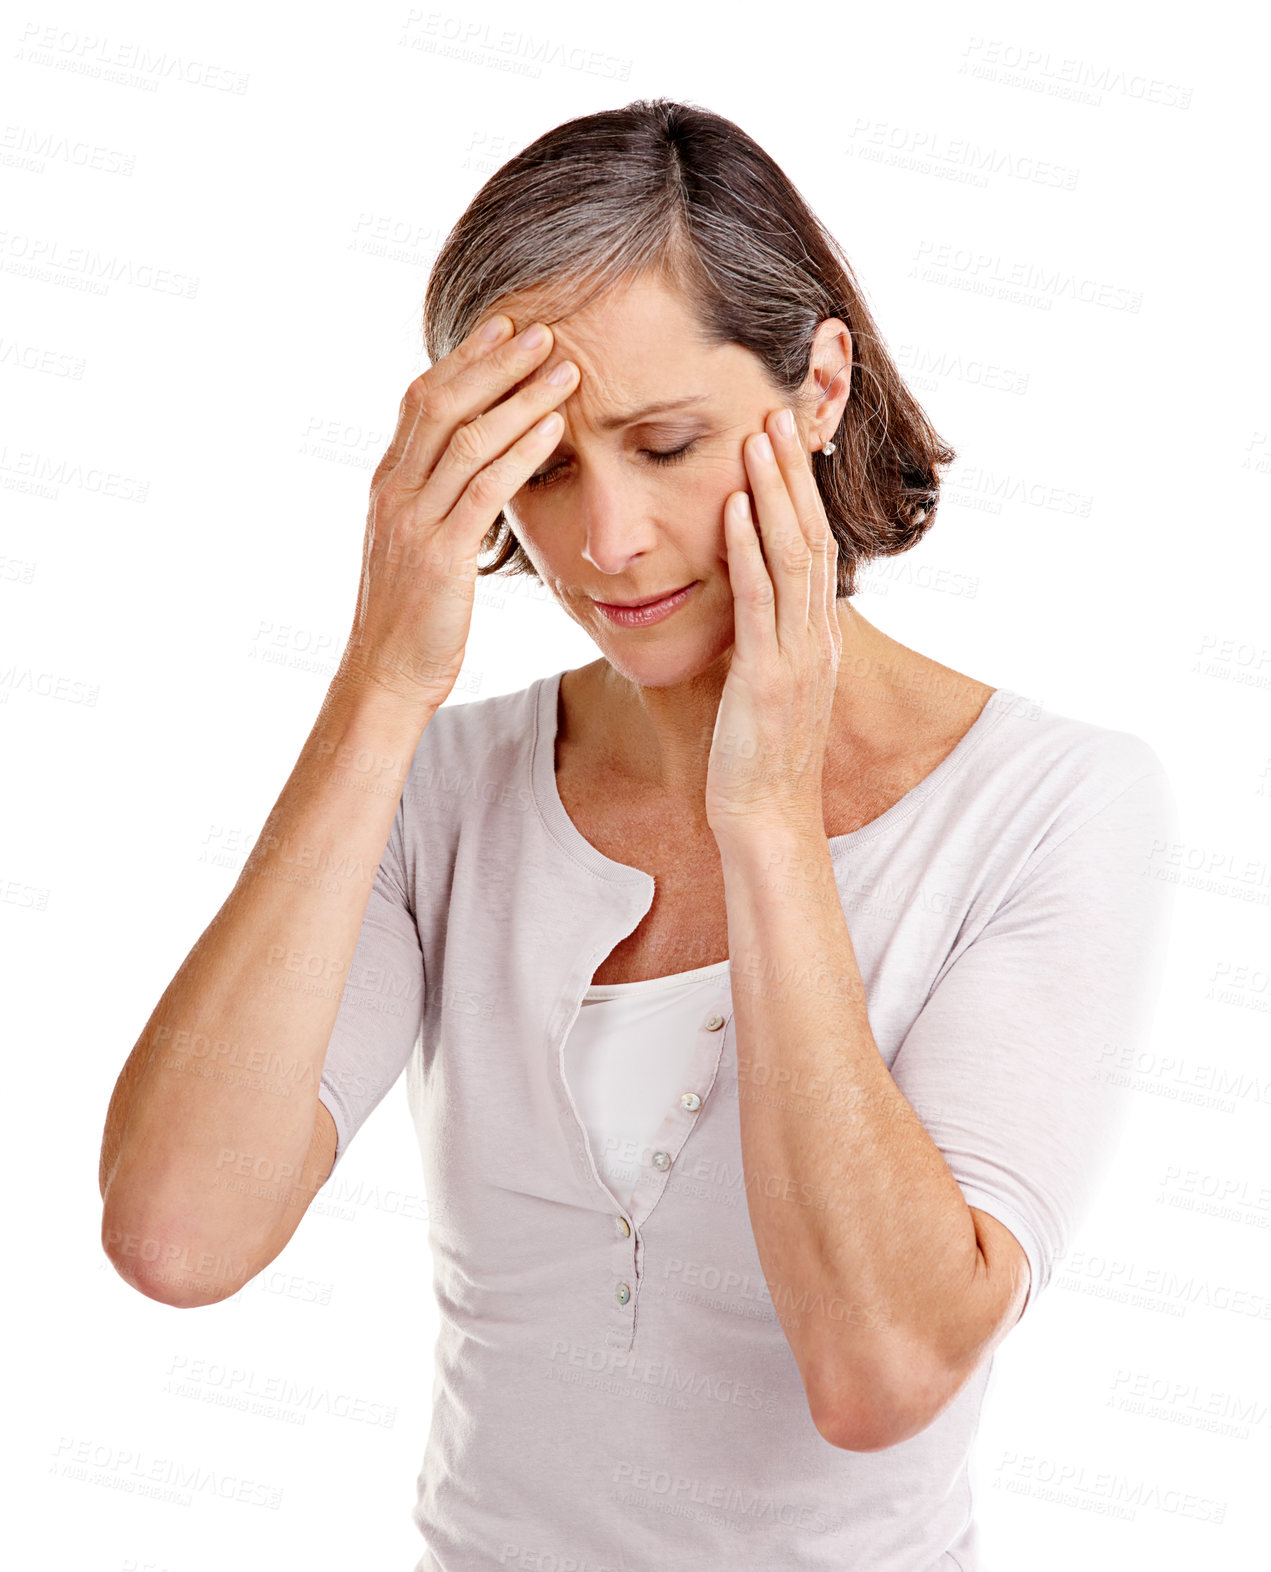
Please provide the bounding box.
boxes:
[386,320,558,496]
[767,410,838,639]
[422,357,579,520]
[723,490,778,656]
[371,315,514,495]
[744,429,810,647]
[446,410,565,553]
[767,408,830,544]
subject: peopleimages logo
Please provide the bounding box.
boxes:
[49,1436,282,1509]
[15,23,250,93]
[845,118,1079,191]
[610,1461,845,1535]
[909,240,1142,313]
[1,122,136,175]
[398,10,633,81]
[0,228,199,298]
[958,37,1192,110]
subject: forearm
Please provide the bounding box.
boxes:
[717,825,983,1441]
[99,675,433,1304]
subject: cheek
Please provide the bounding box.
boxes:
[506,455,742,562]
[691,449,749,506]
[502,510,577,593]
[504,499,545,545]
[501,502,537,554]
[680,459,744,543]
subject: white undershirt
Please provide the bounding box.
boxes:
[561,958,731,1209]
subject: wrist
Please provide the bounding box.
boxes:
[710,811,829,857]
[318,671,440,766]
[328,657,447,729]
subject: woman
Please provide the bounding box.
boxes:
[99,100,1178,1570]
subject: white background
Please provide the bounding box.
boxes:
[4,1,1269,1568]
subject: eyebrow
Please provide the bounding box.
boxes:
[593,395,712,431]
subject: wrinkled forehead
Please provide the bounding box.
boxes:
[489,266,624,343]
[491,278,611,398]
[491,271,717,406]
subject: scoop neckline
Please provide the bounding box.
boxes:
[530,666,1015,883]
[583,956,733,997]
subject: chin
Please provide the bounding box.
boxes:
[592,622,736,691]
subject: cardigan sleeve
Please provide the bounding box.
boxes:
[887,755,1179,1315]
[316,791,425,1177]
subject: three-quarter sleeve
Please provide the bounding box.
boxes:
[317,794,425,1177]
[887,758,1179,1313]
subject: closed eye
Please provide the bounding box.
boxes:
[524,440,699,492]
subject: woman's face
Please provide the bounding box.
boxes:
[500,272,834,690]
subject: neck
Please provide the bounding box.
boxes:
[578,602,916,807]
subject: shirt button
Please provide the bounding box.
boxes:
[704,1014,726,1031]
[680,1091,701,1112]
[616,1282,631,1304]
[616,1216,631,1237]
[652,1150,671,1171]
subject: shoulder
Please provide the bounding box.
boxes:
[977,689,1177,868]
[392,671,557,848]
[987,689,1170,794]
[387,673,557,908]
[408,673,548,778]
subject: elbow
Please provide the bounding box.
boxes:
[103,1254,216,1310]
[100,1208,248,1310]
[812,1397,934,1453]
[808,1357,952,1454]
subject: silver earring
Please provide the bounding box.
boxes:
[822,439,837,455]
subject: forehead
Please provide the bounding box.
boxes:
[495,268,692,338]
[495,272,733,408]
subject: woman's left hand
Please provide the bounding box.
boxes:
[705,408,842,843]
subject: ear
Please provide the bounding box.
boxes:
[801,318,852,449]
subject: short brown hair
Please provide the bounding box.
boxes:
[422,97,955,597]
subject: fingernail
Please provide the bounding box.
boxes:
[480,317,506,341]
[753,433,774,463]
[523,323,548,348]
[776,408,795,437]
[547,360,576,385]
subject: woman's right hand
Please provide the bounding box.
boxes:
[336,316,578,710]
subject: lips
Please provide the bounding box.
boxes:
[592,585,691,609]
[591,581,700,627]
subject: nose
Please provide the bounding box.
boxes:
[574,465,661,576]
